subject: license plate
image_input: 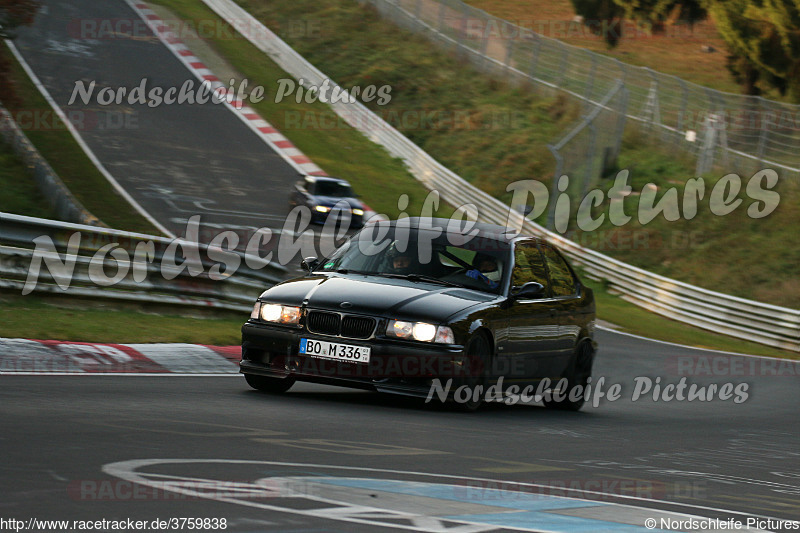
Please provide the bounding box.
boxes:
[299,338,371,363]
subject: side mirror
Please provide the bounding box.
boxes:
[511,281,545,300]
[301,256,319,274]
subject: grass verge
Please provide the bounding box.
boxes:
[1,42,162,233]
[0,138,57,219]
[0,292,243,345]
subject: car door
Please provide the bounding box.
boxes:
[500,239,562,383]
[541,243,582,376]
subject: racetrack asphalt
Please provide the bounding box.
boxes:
[1,329,798,531]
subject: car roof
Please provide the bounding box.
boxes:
[377,217,539,244]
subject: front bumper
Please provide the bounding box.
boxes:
[241,321,464,397]
[310,210,364,228]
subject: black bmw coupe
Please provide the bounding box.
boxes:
[288,175,366,228]
[241,218,597,410]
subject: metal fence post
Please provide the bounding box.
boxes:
[706,88,727,171]
[457,2,469,53]
[583,52,597,112]
[504,23,515,74]
[479,18,490,66]
[639,68,660,131]
[677,79,688,148]
[556,46,570,88]
[546,145,564,231]
[696,114,718,176]
[581,122,597,199]
[528,33,542,81]
[755,97,769,170]
[613,85,629,162]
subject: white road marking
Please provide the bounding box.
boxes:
[102,459,782,530]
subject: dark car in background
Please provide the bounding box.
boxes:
[289,175,366,228]
[241,218,597,410]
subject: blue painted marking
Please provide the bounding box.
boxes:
[299,338,307,354]
[315,477,599,511]
[313,478,676,533]
[442,512,672,533]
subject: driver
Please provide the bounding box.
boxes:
[466,253,500,289]
[385,241,416,274]
[391,253,412,273]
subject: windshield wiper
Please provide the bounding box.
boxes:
[377,273,464,288]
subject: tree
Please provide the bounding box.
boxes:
[570,0,626,47]
[705,0,800,100]
[0,0,39,106]
[614,0,707,32]
[570,0,707,47]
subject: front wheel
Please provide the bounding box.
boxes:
[542,340,594,412]
[245,373,295,394]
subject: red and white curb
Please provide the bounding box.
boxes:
[0,338,240,375]
[125,0,326,177]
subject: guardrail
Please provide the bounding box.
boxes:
[202,0,800,351]
[0,213,286,313]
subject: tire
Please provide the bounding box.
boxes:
[245,373,295,394]
[543,340,594,412]
[453,334,492,412]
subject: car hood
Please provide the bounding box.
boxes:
[260,274,496,323]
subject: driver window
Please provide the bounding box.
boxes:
[511,242,549,294]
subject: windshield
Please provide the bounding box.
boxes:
[316,223,510,294]
[314,180,354,197]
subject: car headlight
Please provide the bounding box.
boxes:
[387,320,454,344]
[260,303,301,325]
[250,301,261,319]
[351,208,364,216]
[315,205,331,213]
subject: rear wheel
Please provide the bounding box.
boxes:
[453,334,492,412]
[543,340,594,411]
[245,373,295,394]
